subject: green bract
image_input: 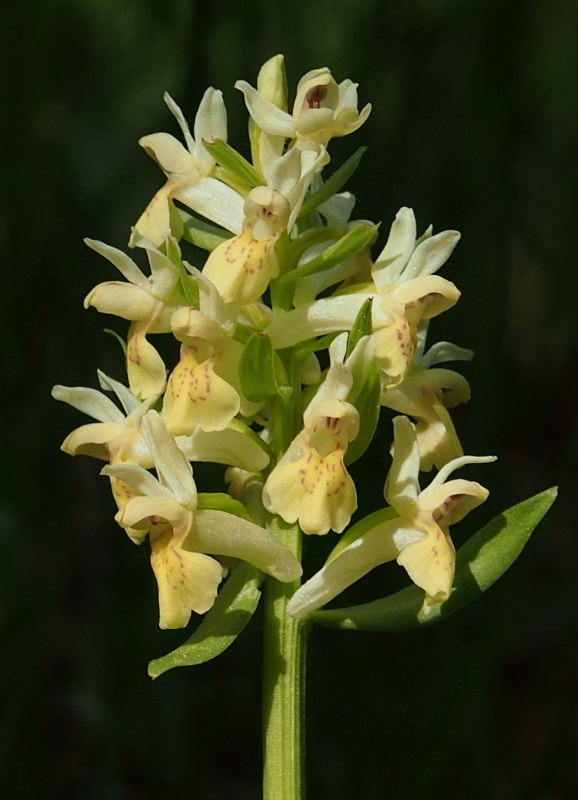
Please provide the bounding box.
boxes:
[148,562,263,677]
[278,222,379,283]
[202,137,266,190]
[239,332,291,403]
[298,146,367,217]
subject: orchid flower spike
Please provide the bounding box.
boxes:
[287,415,495,618]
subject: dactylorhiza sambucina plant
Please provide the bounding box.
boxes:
[53,56,556,800]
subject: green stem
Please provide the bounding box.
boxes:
[262,519,309,800]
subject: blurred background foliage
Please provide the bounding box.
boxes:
[1,0,577,797]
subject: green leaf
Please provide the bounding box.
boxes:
[197,492,256,522]
[299,147,367,217]
[311,487,558,632]
[345,360,381,465]
[239,332,291,403]
[148,563,262,678]
[165,237,199,307]
[278,223,379,285]
[342,297,381,465]
[346,297,373,358]
[202,138,265,189]
[179,210,231,252]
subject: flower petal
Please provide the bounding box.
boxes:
[263,440,357,535]
[139,132,195,173]
[193,87,228,169]
[372,207,417,289]
[131,185,173,247]
[396,520,455,603]
[393,274,460,320]
[102,463,166,498]
[418,477,490,527]
[384,416,421,513]
[266,294,371,349]
[61,422,129,460]
[415,405,464,472]
[52,384,124,423]
[97,370,140,415]
[162,346,240,435]
[202,227,279,305]
[84,239,148,288]
[180,425,270,471]
[140,411,197,507]
[151,529,223,628]
[235,79,296,137]
[177,176,244,234]
[84,282,154,321]
[118,494,193,538]
[286,516,415,618]
[403,229,460,280]
[126,324,167,400]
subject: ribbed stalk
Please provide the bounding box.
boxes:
[262,519,309,800]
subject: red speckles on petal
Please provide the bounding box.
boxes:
[306,85,328,108]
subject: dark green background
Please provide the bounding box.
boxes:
[2,0,577,797]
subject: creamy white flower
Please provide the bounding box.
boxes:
[266,207,460,387]
[84,237,182,399]
[202,146,329,305]
[382,330,473,470]
[262,333,373,535]
[131,90,244,245]
[236,67,371,149]
[287,415,495,618]
[103,411,302,628]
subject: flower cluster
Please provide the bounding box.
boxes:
[54,55,494,629]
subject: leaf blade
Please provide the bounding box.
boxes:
[148,562,262,677]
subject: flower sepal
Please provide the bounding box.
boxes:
[305,487,558,631]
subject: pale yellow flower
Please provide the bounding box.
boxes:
[84,238,182,399]
[104,412,302,628]
[131,90,244,246]
[236,66,371,149]
[370,207,461,386]
[263,333,370,535]
[266,207,461,391]
[162,307,240,435]
[202,146,328,306]
[287,415,495,618]
[202,186,288,306]
[382,335,473,471]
